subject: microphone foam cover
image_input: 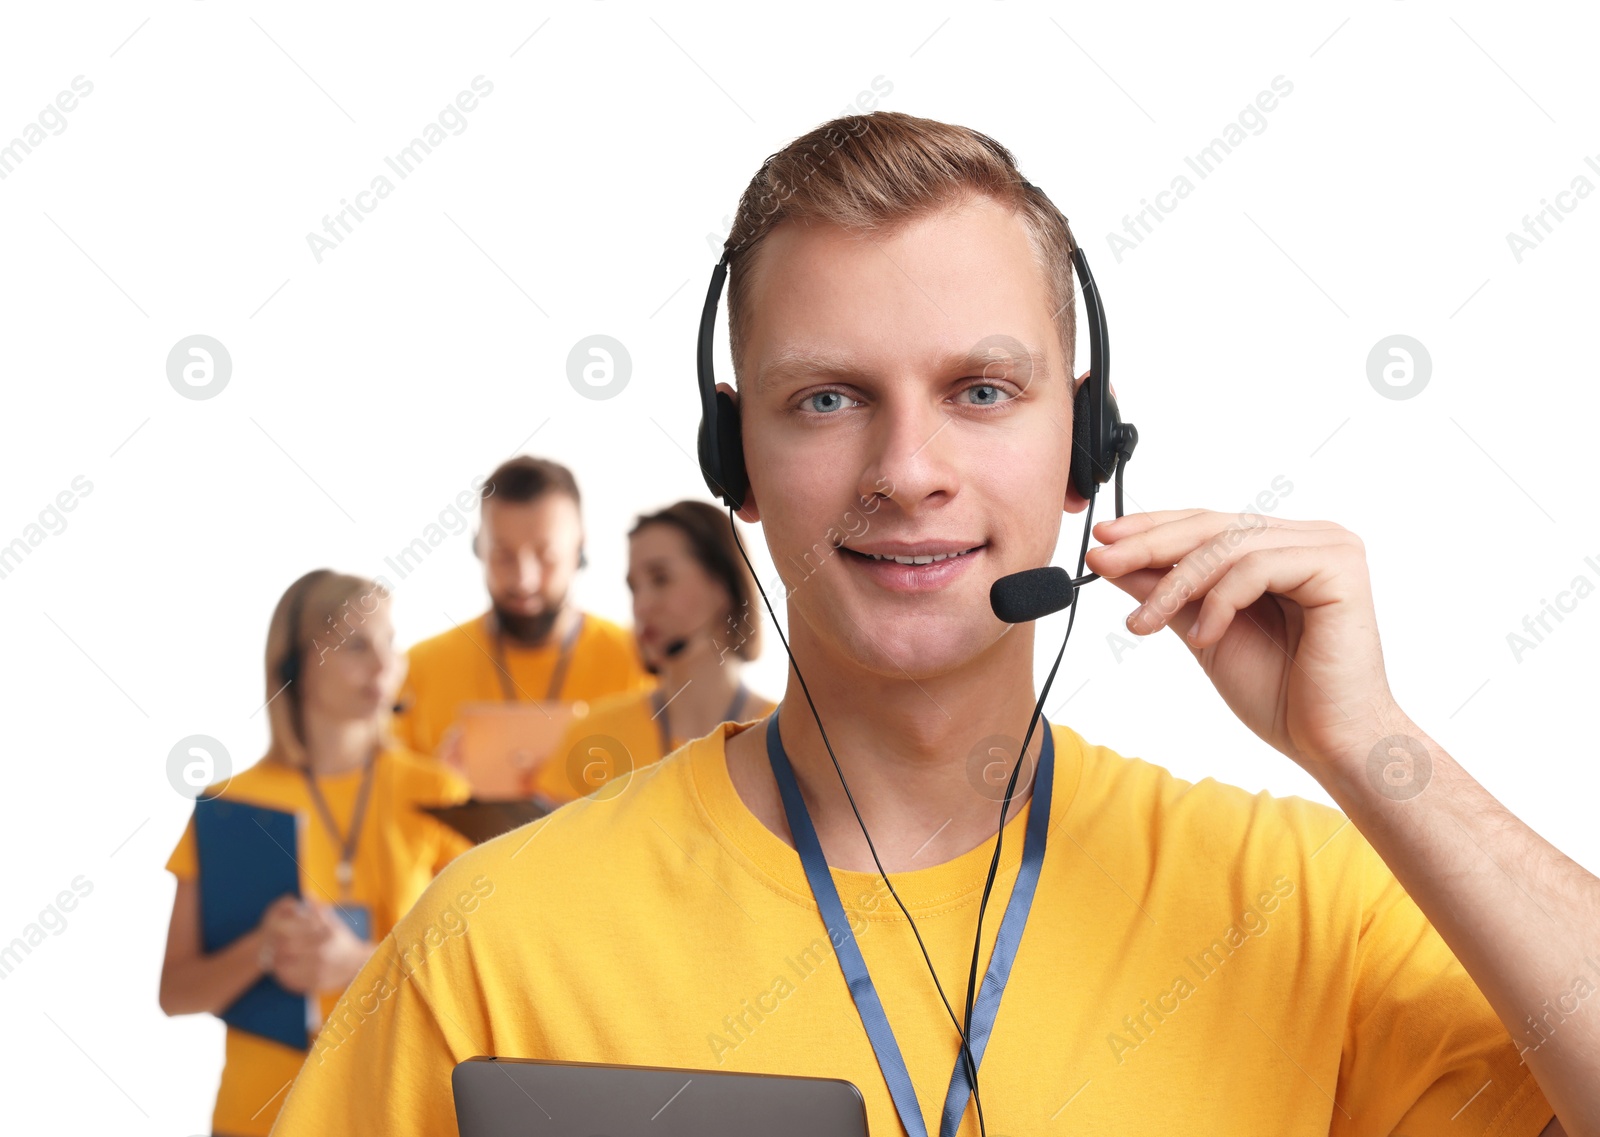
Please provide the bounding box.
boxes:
[990,567,1076,624]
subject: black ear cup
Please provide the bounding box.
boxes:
[698,388,749,510]
[1071,374,1135,501]
[1070,377,1095,500]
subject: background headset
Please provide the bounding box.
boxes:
[694,177,1137,1137]
[277,569,334,691]
[277,569,336,741]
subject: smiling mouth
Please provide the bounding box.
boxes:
[843,545,983,566]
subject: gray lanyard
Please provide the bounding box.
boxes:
[489,610,585,703]
[300,747,377,899]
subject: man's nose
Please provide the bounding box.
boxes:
[514,552,544,590]
[862,399,957,509]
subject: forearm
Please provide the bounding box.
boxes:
[1318,714,1600,1134]
[160,926,270,1016]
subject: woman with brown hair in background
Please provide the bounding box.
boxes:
[157,570,472,1136]
[535,501,774,804]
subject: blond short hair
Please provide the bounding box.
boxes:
[722,110,1078,383]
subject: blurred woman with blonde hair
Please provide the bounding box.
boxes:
[158,569,471,1137]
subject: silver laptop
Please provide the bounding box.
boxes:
[453,1056,869,1136]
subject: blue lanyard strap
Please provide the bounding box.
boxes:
[765,710,1055,1137]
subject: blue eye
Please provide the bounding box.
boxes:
[803,391,857,414]
[963,383,1012,406]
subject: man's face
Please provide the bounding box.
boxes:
[477,493,583,630]
[734,193,1084,679]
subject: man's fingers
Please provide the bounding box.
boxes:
[1090,517,1349,579]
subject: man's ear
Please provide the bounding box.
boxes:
[734,485,760,525]
[715,381,760,524]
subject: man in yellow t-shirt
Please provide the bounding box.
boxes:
[275,721,1553,1135]
[391,455,654,760]
[272,114,1587,1133]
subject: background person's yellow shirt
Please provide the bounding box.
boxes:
[270,721,1557,1136]
[166,747,472,1137]
[532,688,777,803]
[391,610,655,758]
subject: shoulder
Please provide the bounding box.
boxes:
[576,611,641,654]
[166,757,290,872]
[386,748,697,954]
[1054,722,1350,872]
[379,745,471,800]
[404,614,488,670]
[197,755,295,801]
[433,739,700,896]
[573,688,653,727]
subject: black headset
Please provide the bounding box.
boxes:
[693,176,1138,1137]
[696,179,1137,512]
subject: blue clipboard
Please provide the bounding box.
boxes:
[192,797,313,1051]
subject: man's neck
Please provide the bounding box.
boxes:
[726,621,1045,873]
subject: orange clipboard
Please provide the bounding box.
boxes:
[454,700,581,801]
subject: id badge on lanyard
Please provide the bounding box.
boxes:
[332,902,372,941]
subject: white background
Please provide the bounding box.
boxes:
[1,1,1595,1131]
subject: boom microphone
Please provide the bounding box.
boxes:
[644,635,692,676]
[990,566,1084,624]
